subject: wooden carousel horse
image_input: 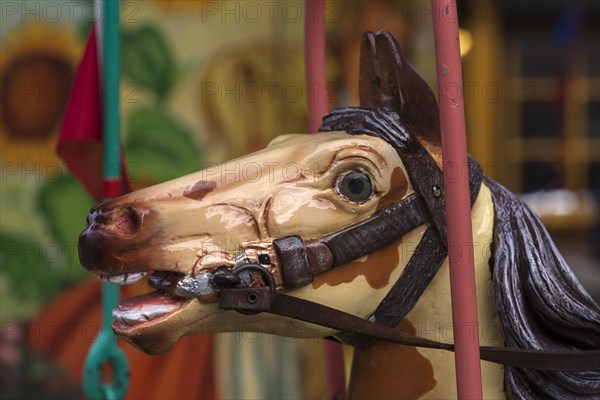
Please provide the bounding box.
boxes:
[78,31,600,399]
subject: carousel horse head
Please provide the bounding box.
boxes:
[79,31,599,398]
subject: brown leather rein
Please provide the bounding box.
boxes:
[218,275,600,372]
[212,150,599,372]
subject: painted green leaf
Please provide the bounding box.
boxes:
[0,234,75,307]
[0,177,96,317]
[121,25,175,98]
[125,107,201,184]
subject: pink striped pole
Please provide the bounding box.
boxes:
[304,1,346,399]
[431,1,483,398]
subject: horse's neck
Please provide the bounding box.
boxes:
[348,183,507,399]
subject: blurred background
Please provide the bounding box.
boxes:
[1,0,598,398]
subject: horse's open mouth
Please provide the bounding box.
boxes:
[112,289,191,333]
[97,270,219,334]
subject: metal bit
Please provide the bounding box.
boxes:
[174,273,214,299]
[233,251,250,268]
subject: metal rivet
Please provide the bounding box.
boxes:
[432,185,442,198]
[258,254,271,265]
[247,291,259,304]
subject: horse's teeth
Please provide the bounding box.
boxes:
[97,272,147,285]
[123,272,147,284]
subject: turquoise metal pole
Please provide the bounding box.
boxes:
[102,0,121,182]
[83,1,129,398]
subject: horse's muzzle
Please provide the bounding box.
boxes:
[78,202,154,273]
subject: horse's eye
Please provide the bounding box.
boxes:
[336,170,373,203]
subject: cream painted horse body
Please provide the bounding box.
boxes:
[79,32,599,399]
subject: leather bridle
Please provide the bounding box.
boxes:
[210,132,600,373]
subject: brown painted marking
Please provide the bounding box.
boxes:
[417,137,443,169]
[183,181,216,201]
[312,238,402,289]
[376,166,408,211]
[348,320,436,399]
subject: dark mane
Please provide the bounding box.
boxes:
[320,107,416,151]
[486,178,600,399]
[320,106,600,399]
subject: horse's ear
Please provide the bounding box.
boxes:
[359,31,441,147]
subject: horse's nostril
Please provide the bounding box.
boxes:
[86,205,143,238]
[110,205,141,237]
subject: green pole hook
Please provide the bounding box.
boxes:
[83,284,129,399]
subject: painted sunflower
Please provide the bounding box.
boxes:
[1,24,81,167]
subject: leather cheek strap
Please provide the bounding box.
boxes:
[273,194,429,289]
[336,225,446,347]
[339,156,484,346]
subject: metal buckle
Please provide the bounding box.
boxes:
[217,263,275,314]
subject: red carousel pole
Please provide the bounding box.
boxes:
[431,0,483,398]
[305,0,328,133]
[305,1,347,399]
